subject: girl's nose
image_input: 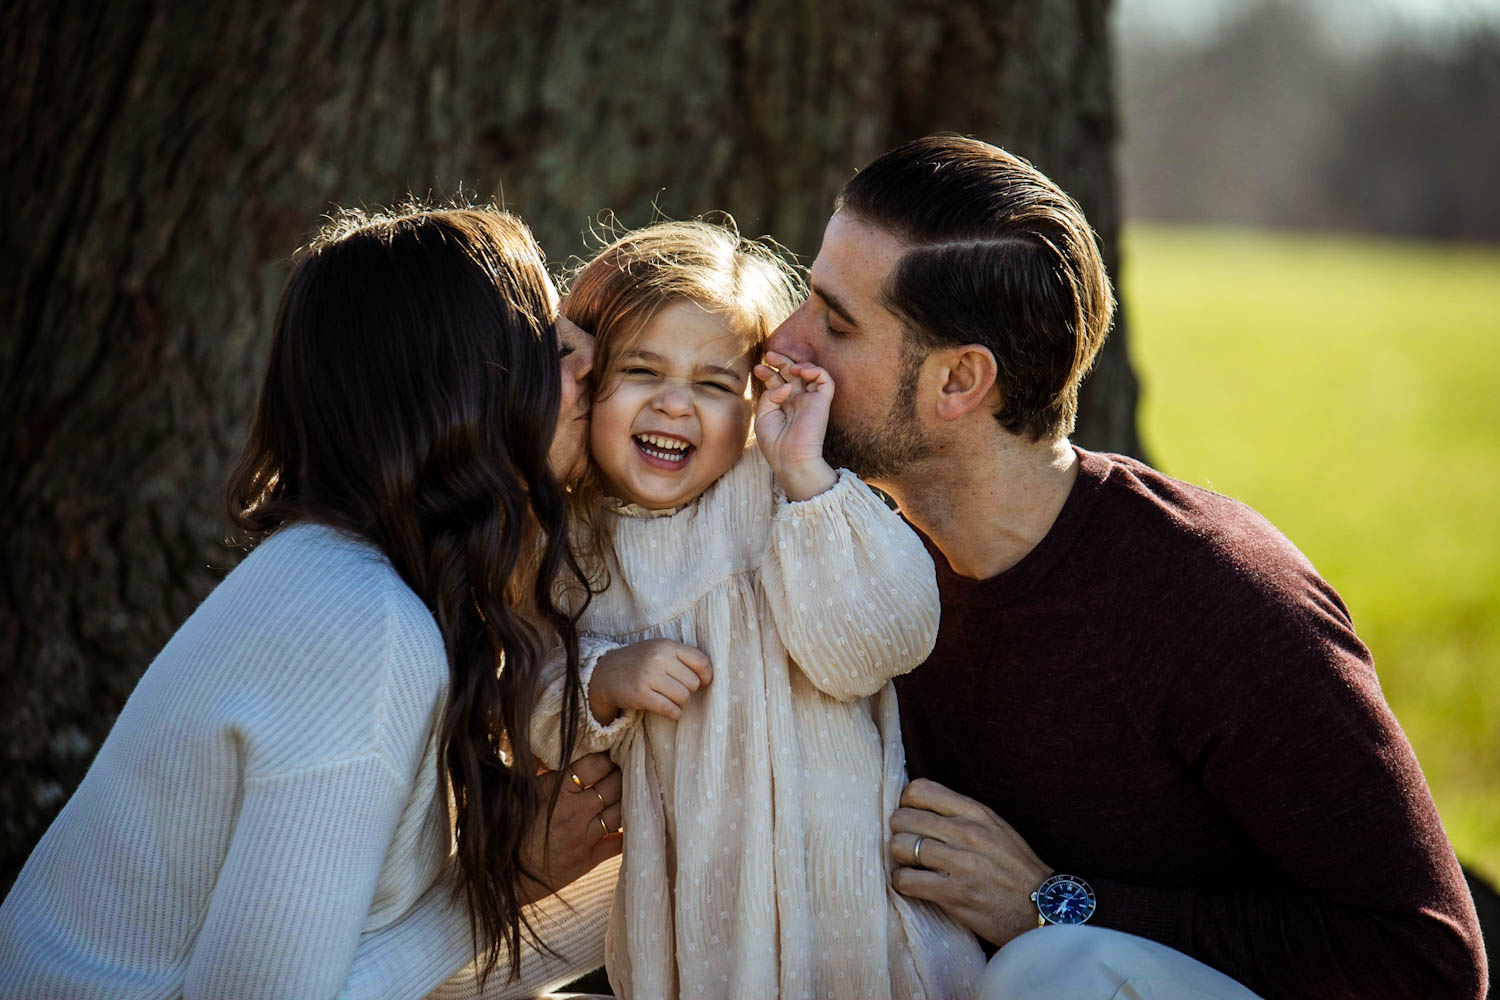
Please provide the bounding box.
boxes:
[651,383,693,417]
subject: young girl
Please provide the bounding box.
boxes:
[533,220,984,998]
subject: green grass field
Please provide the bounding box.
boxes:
[1122,224,1500,884]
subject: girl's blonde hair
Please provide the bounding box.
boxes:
[563,216,805,401]
[561,216,806,583]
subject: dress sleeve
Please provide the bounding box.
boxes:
[1094,569,1487,999]
[529,634,639,769]
[760,470,940,701]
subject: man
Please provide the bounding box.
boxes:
[766,134,1487,999]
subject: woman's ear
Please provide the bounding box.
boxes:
[932,344,999,422]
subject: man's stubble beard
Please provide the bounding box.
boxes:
[822,342,933,482]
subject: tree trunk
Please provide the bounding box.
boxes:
[0,0,1138,888]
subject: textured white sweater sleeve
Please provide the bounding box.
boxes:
[339,855,619,1000]
[184,754,412,999]
[761,469,941,701]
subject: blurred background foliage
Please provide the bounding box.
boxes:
[1116,0,1500,884]
[1119,0,1500,241]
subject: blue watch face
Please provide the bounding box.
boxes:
[1037,875,1096,924]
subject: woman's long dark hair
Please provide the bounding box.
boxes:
[225,206,586,982]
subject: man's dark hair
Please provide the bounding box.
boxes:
[836,134,1115,442]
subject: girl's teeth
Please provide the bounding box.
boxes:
[637,436,688,462]
[638,433,688,451]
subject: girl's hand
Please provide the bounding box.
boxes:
[753,350,839,501]
[588,638,713,724]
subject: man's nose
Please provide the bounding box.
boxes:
[767,301,810,361]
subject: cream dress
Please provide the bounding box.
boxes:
[535,445,984,999]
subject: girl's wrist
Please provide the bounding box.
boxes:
[585,663,621,725]
[587,687,620,726]
[777,459,838,502]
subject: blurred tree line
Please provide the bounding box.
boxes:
[1119,0,1500,242]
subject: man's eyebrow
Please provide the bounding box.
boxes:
[811,281,859,328]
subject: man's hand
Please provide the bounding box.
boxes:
[888,777,1053,946]
[519,751,623,904]
[753,350,838,501]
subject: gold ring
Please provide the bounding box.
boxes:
[569,771,584,791]
[597,814,609,836]
[913,835,925,868]
[595,789,607,809]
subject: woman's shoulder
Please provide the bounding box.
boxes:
[230,523,432,638]
[170,523,448,769]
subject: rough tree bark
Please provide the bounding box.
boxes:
[1,0,1138,888]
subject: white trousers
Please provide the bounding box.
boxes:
[979,925,1265,1000]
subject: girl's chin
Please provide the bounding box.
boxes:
[617,477,707,511]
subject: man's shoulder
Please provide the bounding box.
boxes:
[1083,449,1302,559]
[1077,449,1339,615]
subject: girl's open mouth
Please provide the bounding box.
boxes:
[634,433,694,469]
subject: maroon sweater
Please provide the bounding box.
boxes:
[894,449,1486,999]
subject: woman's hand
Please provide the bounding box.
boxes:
[519,752,624,904]
[753,350,838,501]
[588,638,713,724]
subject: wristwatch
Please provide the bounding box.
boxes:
[1031,872,1096,926]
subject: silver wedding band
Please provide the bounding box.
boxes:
[913,835,926,868]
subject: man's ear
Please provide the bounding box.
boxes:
[932,344,999,422]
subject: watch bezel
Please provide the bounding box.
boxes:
[1032,872,1097,925]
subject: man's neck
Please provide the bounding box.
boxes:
[882,431,1079,581]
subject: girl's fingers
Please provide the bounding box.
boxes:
[640,692,683,719]
[673,643,712,672]
[763,349,796,370]
[676,649,714,686]
[765,381,803,406]
[753,362,786,388]
[655,674,694,706]
[666,658,708,692]
[794,363,833,390]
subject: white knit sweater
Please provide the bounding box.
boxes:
[534,446,984,999]
[0,522,616,1000]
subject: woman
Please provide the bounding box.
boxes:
[0,207,620,998]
